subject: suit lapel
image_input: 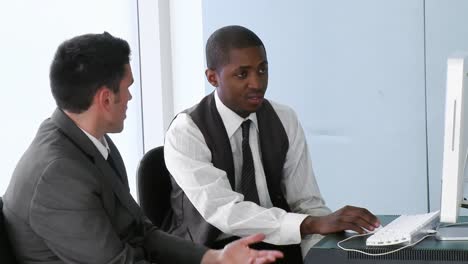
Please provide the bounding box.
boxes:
[105,135,129,188]
[93,153,141,219]
[51,108,142,220]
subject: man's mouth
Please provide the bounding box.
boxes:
[246,94,264,104]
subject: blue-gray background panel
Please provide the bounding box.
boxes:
[202,0,428,214]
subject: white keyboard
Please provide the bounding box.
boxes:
[366,211,440,246]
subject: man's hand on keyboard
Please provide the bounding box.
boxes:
[300,205,381,236]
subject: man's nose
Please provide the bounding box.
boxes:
[248,74,264,89]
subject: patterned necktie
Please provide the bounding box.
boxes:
[240,120,260,204]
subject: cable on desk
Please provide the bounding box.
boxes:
[438,221,468,228]
[336,232,436,257]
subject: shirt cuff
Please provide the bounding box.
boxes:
[279,213,309,244]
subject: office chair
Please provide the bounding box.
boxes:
[137,146,173,229]
[0,197,19,263]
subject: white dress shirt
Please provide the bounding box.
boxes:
[80,128,110,159]
[164,91,331,245]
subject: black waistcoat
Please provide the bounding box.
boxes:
[168,93,291,246]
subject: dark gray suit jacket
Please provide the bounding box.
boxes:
[2,109,207,264]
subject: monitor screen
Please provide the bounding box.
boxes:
[440,55,468,224]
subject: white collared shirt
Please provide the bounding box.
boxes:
[164,91,331,245]
[80,128,110,159]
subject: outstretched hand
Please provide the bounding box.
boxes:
[301,205,380,235]
[222,233,284,264]
[202,233,283,264]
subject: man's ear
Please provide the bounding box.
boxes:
[205,69,218,87]
[94,86,113,110]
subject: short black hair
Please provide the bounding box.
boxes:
[206,25,265,70]
[50,32,131,113]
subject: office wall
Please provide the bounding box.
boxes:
[4,0,466,214]
[169,0,206,114]
[138,0,207,155]
[0,0,143,198]
[202,0,428,214]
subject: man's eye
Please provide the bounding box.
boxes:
[236,72,248,79]
[259,68,268,74]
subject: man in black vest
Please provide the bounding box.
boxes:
[164,25,380,263]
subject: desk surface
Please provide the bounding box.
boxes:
[305,215,468,264]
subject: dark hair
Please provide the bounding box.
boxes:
[50,32,131,113]
[206,25,265,70]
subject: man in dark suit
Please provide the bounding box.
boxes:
[2,32,283,264]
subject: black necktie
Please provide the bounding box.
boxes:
[240,120,260,204]
[107,153,122,181]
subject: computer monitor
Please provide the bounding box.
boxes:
[438,55,468,240]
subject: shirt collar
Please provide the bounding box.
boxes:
[214,90,259,138]
[80,128,110,159]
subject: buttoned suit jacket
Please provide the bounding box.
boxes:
[2,108,206,264]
